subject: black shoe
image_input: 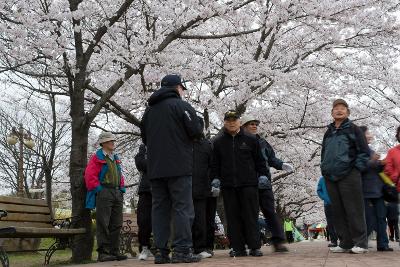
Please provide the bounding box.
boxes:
[154,251,171,264]
[249,249,263,257]
[328,243,338,248]
[112,253,128,261]
[229,250,248,257]
[273,243,289,252]
[171,252,201,263]
[98,253,117,262]
[377,247,394,252]
[389,238,394,242]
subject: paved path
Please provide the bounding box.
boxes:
[65,240,400,267]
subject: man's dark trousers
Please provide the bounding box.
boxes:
[324,204,338,245]
[151,176,194,254]
[364,198,389,249]
[222,186,260,252]
[96,187,124,254]
[325,169,368,249]
[259,188,285,244]
[192,198,207,254]
[205,197,217,251]
[137,192,152,252]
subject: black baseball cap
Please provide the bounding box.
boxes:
[160,74,187,90]
[224,110,240,120]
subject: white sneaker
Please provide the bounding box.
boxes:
[138,247,154,260]
[351,246,368,254]
[330,246,351,253]
[199,251,212,259]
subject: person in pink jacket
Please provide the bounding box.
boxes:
[384,126,400,192]
[84,132,126,262]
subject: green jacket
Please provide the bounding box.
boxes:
[320,119,369,181]
[284,220,293,232]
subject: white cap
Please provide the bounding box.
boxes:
[241,115,260,126]
[98,132,116,144]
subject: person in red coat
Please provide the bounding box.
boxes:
[384,126,400,192]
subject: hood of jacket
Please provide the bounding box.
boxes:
[148,86,180,106]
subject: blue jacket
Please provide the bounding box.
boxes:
[321,119,369,181]
[361,147,384,199]
[317,177,331,205]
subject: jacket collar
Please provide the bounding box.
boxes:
[96,149,120,162]
[328,118,351,131]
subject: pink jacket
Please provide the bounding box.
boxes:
[384,145,400,192]
[84,149,125,209]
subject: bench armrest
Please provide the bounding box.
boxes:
[0,210,7,220]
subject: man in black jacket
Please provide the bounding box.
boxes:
[141,74,203,264]
[210,110,268,257]
[321,99,369,254]
[242,115,293,252]
[192,118,214,258]
[134,144,154,261]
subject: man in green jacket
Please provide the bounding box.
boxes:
[321,99,369,254]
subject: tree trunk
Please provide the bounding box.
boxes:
[69,121,93,262]
[44,167,53,217]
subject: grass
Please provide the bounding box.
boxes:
[7,238,97,267]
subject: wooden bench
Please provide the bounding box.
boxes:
[0,196,86,267]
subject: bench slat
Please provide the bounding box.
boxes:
[0,196,47,207]
[0,203,50,214]
[0,221,52,228]
[1,213,52,223]
[0,226,86,238]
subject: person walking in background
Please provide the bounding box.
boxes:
[384,126,400,194]
[386,202,399,242]
[192,117,214,259]
[135,144,155,260]
[242,115,291,252]
[284,219,294,244]
[84,132,127,262]
[321,99,369,254]
[210,110,267,257]
[317,176,338,248]
[359,126,393,252]
[141,74,203,264]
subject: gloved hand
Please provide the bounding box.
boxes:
[258,176,272,190]
[282,163,294,172]
[211,179,221,197]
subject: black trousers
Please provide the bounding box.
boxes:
[151,176,194,254]
[193,198,207,253]
[222,186,260,252]
[324,204,338,244]
[205,197,217,250]
[285,231,294,243]
[137,192,152,251]
[388,219,399,240]
[325,170,368,249]
[96,187,123,254]
[259,188,285,244]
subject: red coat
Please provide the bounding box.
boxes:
[384,145,400,192]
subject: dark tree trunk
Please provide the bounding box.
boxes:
[69,121,93,262]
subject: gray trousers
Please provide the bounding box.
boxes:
[151,176,195,254]
[325,169,368,249]
[96,187,124,254]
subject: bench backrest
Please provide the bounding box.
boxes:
[0,196,52,228]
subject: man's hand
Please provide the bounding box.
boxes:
[282,163,294,172]
[211,179,221,197]
[258,176,272,190]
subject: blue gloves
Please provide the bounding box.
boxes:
[258,176,272,190]
[211,179,221,197]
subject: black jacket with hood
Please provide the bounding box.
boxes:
[141,86,202,179]
[135,144,151,194]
